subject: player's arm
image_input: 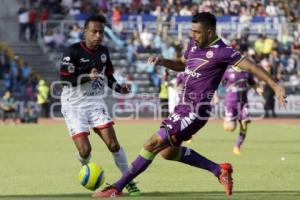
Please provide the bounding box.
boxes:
[236,58,287,106]
[106,74,130,94]
[148,55,186,72]
[104,48,130,94]
[251,83,264,96]
[250,81,263,96]
[213,90,221,104]
[247,73,263,96]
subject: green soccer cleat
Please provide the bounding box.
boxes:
[125,182,141,196]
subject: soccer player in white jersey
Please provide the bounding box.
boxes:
[59,15,140,196]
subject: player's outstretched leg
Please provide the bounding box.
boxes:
[111,147,141,196]
[92,148,156,198]
[92,134,167,198]
[95,126,141,196]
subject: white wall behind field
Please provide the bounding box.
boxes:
[0,0,20,42]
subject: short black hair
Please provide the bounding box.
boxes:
[192,12,216,29]
[84,14,107,29]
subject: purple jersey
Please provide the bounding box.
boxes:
[178,38,243,112]
[176,72,185,86]
[159,38,244,146]
[222,67,256,104]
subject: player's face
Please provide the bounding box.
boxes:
[85,21,105,48]
[190,23,212,48]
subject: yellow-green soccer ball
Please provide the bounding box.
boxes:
[78,162,105,191]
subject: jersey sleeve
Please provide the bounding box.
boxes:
[59,47,76,77]
[219,46,244,66]
[103,47,114,76]
[221,70,229,85]
[59,46,86,86]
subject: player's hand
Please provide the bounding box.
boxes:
[148,55,163,66]
[90,68,99,80]
[275,85,287,107]
[256,87,264,96]
[120,83,131,94]
[213,94,220,104]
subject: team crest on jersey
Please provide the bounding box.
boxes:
[67,63,75,73]
[230,73,235,79]
[206,50,214,59]
[100,54,107,63]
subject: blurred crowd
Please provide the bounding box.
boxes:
[4,0,299,121]
[27,1,299,91]
[55,0,300,21]
[17,0,69,42]
[0,43,50,123]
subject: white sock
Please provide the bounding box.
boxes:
[112,147,129,174]
[77,152,91,165]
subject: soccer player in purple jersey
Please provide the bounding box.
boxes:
[221,66,262,155]
[93,12,287,198]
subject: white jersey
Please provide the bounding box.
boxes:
[61,78,107,108]
[59,42,115,137]
[60,79,113,138]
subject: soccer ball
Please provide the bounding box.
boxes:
[78,162,105,191]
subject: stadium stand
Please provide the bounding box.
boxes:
[0,0,299,118]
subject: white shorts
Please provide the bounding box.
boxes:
[61,104,114,139]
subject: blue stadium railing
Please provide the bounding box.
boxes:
[39,15,297,46]
[73,14,284,36]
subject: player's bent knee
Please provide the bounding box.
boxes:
[78,146,91,159]
[160,152,173,160]
[143,134,164,153]
[240,121,249,130]
[160,147,179,160]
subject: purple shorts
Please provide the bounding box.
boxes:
[224,102,250,122]
[157,105,210,146]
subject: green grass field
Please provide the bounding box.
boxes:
[0,120,300,200]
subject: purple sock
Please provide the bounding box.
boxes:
[175,146,221,177]
[235,132,246,148]
[114,155,153,192]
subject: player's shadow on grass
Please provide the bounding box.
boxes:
[1,191,300,200]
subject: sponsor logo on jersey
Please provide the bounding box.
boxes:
[210,44,219,48]
[62,56,71,65]
[191,46,197,52]
[80,58,90,63]
[230,51,241,58]
[92,80,104,90]
[63,56,70,62]
[100,54,107,63]
[184,68,201,78]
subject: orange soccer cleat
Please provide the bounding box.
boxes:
[92,186,123,198]
[218,163,233,196]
